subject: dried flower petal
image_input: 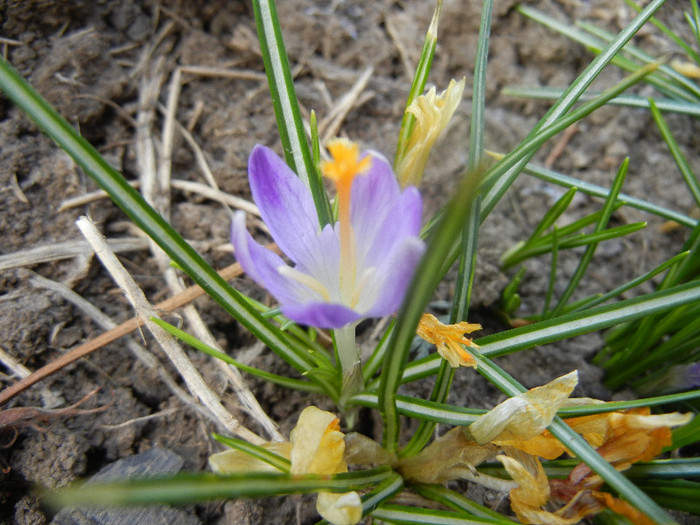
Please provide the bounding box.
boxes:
[416,313,481,368]
[396,77,466,187]
[469,371,578,445]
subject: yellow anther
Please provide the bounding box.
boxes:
[321,138,372,187]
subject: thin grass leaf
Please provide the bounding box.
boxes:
[378,169,480,453]
[358,472,404,520]
[252,0,332,226]
[414,484,514,522]
[578,21,700,100]
[212,433,291,473]
[550,159,629,316]
[0,57,326,385]
[503,87,700,119]
[352,393,483,427]
[48,467,393,508]
[503,222,646,269]
[543,225,559,316]
[623,0,700,64]
[501,265,526,315]
[372,504,512,525]
[649,98,700,207]
[362,319,394,384]
[499,153,697,226]
[635,480,700,514]
[570,251,690,312]
[153,318,326,394]
[688,0,700,50]
[536,187,578,240]
[395,1,441,163]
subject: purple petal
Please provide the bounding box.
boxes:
[363,236,425,317]
[361,186,423,271]
[281,302,363,329]
[248,146,323,268]
[230,212,321,305]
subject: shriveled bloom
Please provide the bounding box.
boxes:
[231,141,425,329]
[468,371,579,445]
[416,313,481,368]
[209,406,362,525]
[395,77,466,187]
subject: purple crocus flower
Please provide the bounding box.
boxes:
[231,140,425,329]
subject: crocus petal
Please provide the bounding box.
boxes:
[248,145,325,269]
[290,406,346,476]
[231,211,322,305]
[469,371,578,445]
[281,301,363,330]
[361,236,426,316]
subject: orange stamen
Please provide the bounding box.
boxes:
[321,139,372,302]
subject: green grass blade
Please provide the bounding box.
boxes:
[153,318,325,394]
[494,153,697,227]
[624,0,700,64]
[395,1,441,163]
[517,4,694,102]
[649,98,700,207]
[252,0,332,226]
[578,21,700,100]
[359,472,404,520]
[212,433,291,473]
[378,169,481,453]
[372,504,511,524]
[413,485,515,522]
[502,87,700,119]
[533,187,578,240]
[503,222,646,269]
[571,251,690,312]
[352,393,484,426]
[48,467,393,508]
[635,480,700,514]
[550,159,629,316]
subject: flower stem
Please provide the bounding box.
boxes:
[335,323,364,412]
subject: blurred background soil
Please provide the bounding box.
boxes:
[0,0,698,523]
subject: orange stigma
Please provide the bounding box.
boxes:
[321,139,372,303]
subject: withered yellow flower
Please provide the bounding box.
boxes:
[416,312,481,368]
[395,77,466,187]
[469,371,579,445]
[209,406,362,525]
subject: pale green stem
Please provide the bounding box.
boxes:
[335,323,359,375]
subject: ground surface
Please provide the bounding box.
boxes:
[1,1,698,524]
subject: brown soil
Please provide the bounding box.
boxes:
[1,1,697,524]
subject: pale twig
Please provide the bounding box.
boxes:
[25,270,216,424]
[171,180,260,217]
[58,180,259,217]
[99,407,180,430]
[75,216,264,444]
[0,237,149,271]
[320,66,374,143]
[0,346,31,379]
[544,124,579,169]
